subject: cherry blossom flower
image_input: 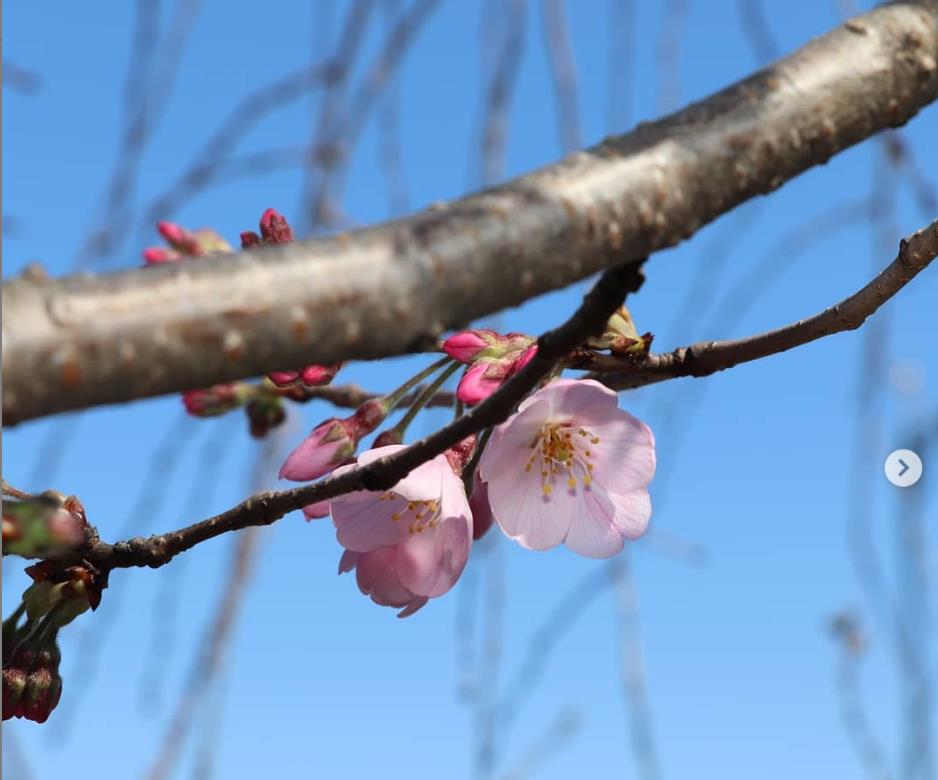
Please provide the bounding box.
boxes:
[330,446,472,617]
[478,379,655,558]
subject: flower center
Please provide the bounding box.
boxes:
[381,494,442,534]
[525,422,600,495]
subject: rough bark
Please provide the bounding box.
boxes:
[4,1,938,424]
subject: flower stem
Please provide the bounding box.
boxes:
[392,362,461,437]
[384,356,454,411]
[2,601,27,633]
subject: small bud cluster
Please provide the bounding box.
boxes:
[442,329,538,405]
[3,635,62,724]
[143,209,343,435]
[23,561,106,626]
[143,221,231,264]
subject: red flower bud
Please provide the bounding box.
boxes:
[259,208,295,244]
[182,384,242,417]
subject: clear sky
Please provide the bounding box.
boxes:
[3,1,937,779]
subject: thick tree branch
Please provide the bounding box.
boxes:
[4,2,938,424]
[69,263,644,571]
[589,218,938,390]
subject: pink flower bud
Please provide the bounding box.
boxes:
[279,418,357,481]
[259,208,295,244]
[240,230,262,248]
[267,363,342,388]
[300,363,341,386]
[182,384,242,417]
[267,370,301,387]
[443,330,492,363]
[142,246,179,265]
[455,343,539,405]
[157,221,202,255]
[456,362,506,405]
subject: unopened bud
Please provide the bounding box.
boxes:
[2,492,88,558]
[182,384,243,417]
[587,305,653,357]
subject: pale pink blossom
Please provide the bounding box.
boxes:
[330,446,472,617]
[478,378,655,558]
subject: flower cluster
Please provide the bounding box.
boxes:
[140,208,658,618]
[285,371,655,617]
[3,559,106,725]
[3,636,62,724]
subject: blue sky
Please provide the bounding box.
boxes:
[3,1,937,779]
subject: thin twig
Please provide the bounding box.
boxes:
[594,219,938,390]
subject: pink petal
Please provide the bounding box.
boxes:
[397,596,430,618]
[338,549,360,573]
[607,488,652,540]
[478,397,551,479]
[333,492,411,552]
[560,486,626,558]
[539,378,619,420]
[485,468,571,551]
[396,513,471,597]
[354,547,415,607]
[302,500,331,521]
[582,412,656,493]
[358,447,449,504]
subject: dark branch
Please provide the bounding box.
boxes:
[70,262,644,572]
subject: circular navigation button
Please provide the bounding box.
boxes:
[884,449,923,488]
